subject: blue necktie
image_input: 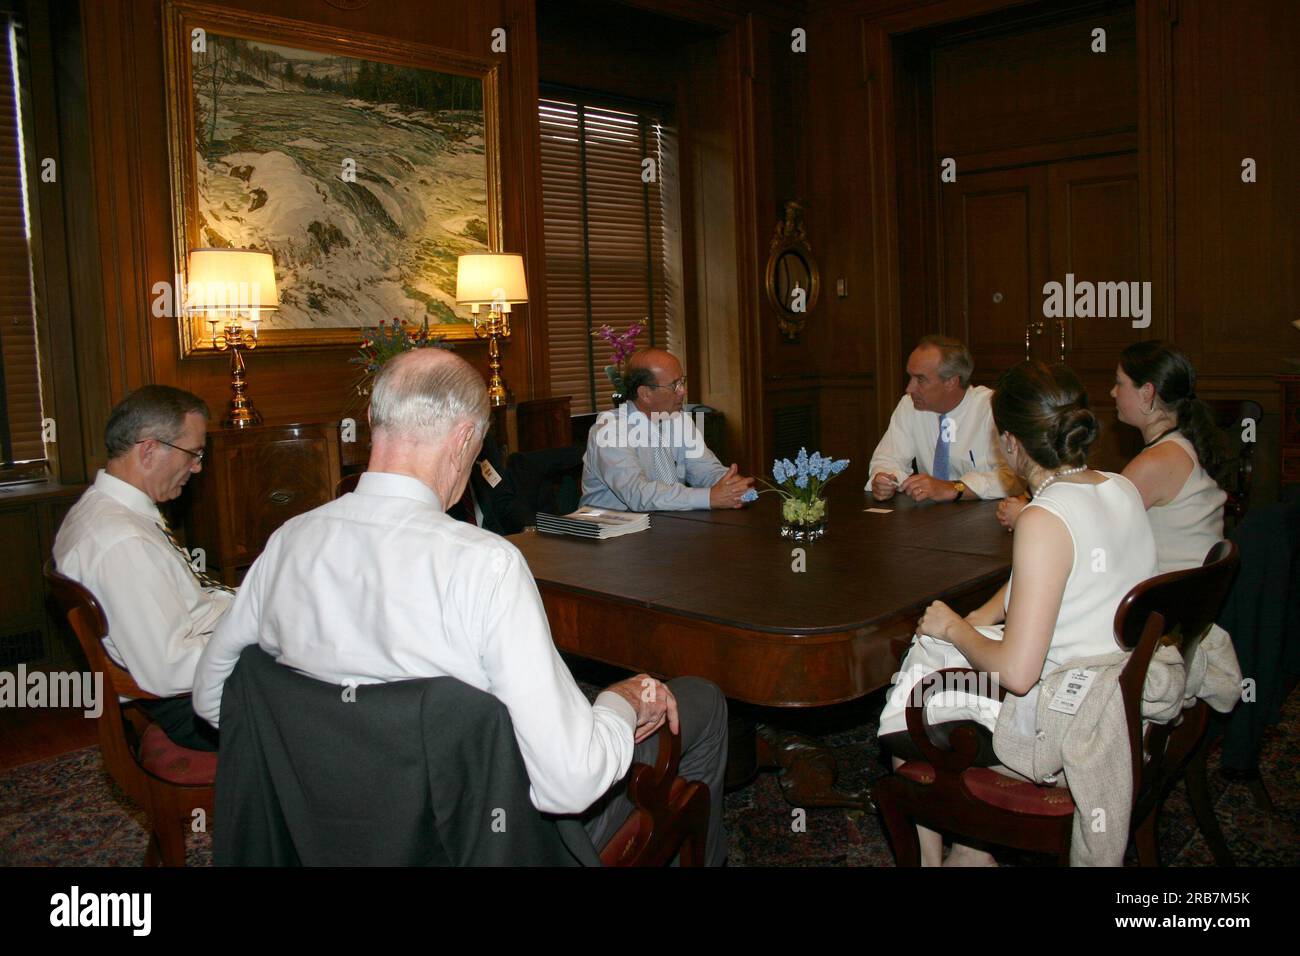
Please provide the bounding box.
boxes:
[933,414,950,481]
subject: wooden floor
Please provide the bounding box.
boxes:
[0,701,98,771]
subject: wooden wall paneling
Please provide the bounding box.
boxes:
[79,0,154,411]
[930,7,1137,162]
[681,31,752,473]
[1172,0,1298,380]
[1136,0,1174,344]
[859,19,904,433]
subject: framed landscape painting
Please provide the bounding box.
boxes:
[162,1,502,352]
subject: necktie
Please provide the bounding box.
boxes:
[933,414,951,481]
[653,422,678,485]
[156,518,235,593]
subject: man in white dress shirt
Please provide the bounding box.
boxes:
[868,335,1021,502]
[54,386,232,750]
[581,347,754,511]
[192,349,729,864]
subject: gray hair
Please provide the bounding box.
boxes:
[369,349,489,442]
[917,334,974,387]
[105,386,209,459]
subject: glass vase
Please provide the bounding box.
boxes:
[779,496,827,541]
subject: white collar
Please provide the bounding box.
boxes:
[356,471,442,510]
[94,469,161,520]
[939,386,974,420]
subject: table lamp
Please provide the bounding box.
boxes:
[185,248,279,428]
[456,253,528,406]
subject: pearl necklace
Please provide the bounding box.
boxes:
[1033,465,1087,496]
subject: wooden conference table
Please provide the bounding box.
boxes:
[509,485,1013,807]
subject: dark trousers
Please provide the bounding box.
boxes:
[139,696,219,752]
[581,677,729,866]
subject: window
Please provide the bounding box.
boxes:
[539,92,684,414]
[0,11,46,477]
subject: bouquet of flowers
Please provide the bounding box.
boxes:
[758,447,850,527]
[591,320,644,397]
[350,317,450,398]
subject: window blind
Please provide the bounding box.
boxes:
[539,94,681,415]
[0,13,44,470]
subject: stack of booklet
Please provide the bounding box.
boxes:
[535,508,650,539]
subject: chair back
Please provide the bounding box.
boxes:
[1112,541,1239,799]
[1207,399,1263,521]
[499,444,584,531]
[333,472,362,498]
[215,644,591,866]
[43,560,157,805]
[599,724,710,866]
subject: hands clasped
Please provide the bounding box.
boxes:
[607,673,679,743]
[710,464,756,509]
[872,472,957,503]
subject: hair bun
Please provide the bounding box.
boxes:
[1054,406,1099,466]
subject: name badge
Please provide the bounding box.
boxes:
[1047,668,1097,715]
[479,460,503,488]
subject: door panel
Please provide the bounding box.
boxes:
[1047,153,1145,375]
[941,166,1049,385]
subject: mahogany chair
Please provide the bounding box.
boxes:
[873,540,1240,866]
[44,561,216,866]
[334,471,362,498]
[599,725,711,866]
[1207,399,1263,526]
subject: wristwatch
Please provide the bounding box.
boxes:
[952,480,966,501]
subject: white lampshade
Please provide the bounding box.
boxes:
[186,248,279,313]
[456,253,528,306]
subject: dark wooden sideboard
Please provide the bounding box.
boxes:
[185,420,341,586]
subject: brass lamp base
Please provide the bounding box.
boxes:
[475,309,511,407]
[223,345,262,428]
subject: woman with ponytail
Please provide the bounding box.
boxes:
[1111,341,1227,573]
[878,361,1158,865]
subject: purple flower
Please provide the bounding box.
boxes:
[740,488,758,503]
[795,475,809,489]
[773,460,788,484]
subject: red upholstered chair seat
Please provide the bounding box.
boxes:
[139,723,219,786]
[895,761,1075,817]
[961,768,1075,817]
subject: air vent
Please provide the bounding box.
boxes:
[772,404,818,463]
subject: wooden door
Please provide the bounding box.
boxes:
[941,165,1050,386]
[1047,152,1145,377]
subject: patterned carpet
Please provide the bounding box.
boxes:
[2,685,1295,867]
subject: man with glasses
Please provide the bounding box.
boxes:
[54,385,231,749]
[581,348,754,511]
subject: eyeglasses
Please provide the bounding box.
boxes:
[138,438,205,462]
[646,376,688,393]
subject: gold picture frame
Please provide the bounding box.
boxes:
[162,0,503,353]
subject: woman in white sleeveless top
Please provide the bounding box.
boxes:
[877,362,1158,866]
[1111,341,1227,572]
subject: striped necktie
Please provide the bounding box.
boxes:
[933,413,951,481]
[653,420,678,485]
[156,518,235,593]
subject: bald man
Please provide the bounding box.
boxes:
[194,348,730,863]
[581,348,754,511]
